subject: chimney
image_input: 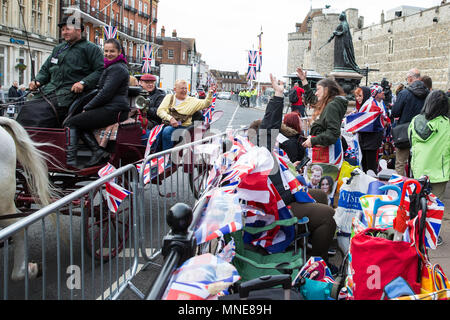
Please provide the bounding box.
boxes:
[172,29,177,38]
[161,26,165,37]
[381,10,385,24]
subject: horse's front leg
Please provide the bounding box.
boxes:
[10,229,40,281]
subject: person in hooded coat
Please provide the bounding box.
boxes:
[391,68,429,176]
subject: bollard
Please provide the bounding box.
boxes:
[146,203,197,300]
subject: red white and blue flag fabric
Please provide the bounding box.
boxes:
[388,174,444,249]
[246,50,258,81]
[144,124,164,158]
[294,256,336,285]
[345,98,388,133]
[307,136,343,167]
[257,31,262,72]
[141,44,152,74]
[98,163,132,213]
[273,149,316,204]
[243,179,296,254]
[103,25,118,40]
[194,190,243,245]
[163,253,240,300]
[202,91,216,125]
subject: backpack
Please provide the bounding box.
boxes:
[289,88,299,103]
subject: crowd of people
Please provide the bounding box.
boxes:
[6,13,449,268]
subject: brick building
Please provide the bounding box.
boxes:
[209,69,247,92]
[63,0,160,73]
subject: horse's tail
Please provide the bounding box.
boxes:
[0,118,58,206]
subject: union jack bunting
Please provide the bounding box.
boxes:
[141,44,152,74]
[136,156,166,185]
[163,253,240,300]
[98,163,132,213]
[194,191,243,244]
[202,91,216,125]
[307,136,343,166]
[345,98,389,133]
[388,174,444,249]
[246,50,258,81]
[273,149,316,204]
[103,25,118,40]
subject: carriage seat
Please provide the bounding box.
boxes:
[62,89,99,127]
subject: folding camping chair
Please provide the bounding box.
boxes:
[224,214,310,285]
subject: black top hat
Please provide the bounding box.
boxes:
[58,15,84,32]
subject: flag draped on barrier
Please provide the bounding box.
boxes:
[141,44,152,74]
[103,25,118,40]
[98,163,132,213]
[137,124,165,184]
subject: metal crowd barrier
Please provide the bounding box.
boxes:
[136,130,234,270]
[0,164,139,300]
[0,127,246,300]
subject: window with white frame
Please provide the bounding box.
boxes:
[138,1,142,13]
[0,46,5,87]
[124,17,128,28]
[47,0,53,36]
[144,3,148,14]
[138,22,141,35]
[168,49,174,59]
[143,25,147,38]
[1,0,9,25]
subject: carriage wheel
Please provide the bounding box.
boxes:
[188,160,210,200]
[15,170,32,210]
[84,185,133,262]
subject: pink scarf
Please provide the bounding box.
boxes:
[104,53,128,69]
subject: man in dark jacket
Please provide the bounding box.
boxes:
[8,81,21,101]
[28,15,104,126]
[391,68,429,176]
[139,73,165,128]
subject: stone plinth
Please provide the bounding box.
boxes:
[329,70,364,100]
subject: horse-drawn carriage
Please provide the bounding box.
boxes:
[0,86,223,278]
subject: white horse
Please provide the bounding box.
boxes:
[0,117,59,281]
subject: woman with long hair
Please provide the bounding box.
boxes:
[296,68,348,150]
[65,38,130,168]
[251,73,337,266]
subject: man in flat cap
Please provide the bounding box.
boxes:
[138,73,166,130]
[26,14,104,126]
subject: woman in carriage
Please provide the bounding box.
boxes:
[65,38,130,168]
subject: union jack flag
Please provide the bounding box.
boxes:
[141,44,152,74]
[307,137,343,166]
[163,253,240,300]
[388,174,444,249]
[136,156,166,185]
[257,30,262,72]
[273,150,316,203]
[345,98,388,133]
[144,124,164,158]
[103,25,118,40]
[98,163,132,213]
[246,50,258,81]
[202,91,216,125]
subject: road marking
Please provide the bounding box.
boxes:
[96,247,158,300]
[226,102,241,128]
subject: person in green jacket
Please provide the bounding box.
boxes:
[296,67,348,149]
[408,90,449,202]
[28,15,104,126]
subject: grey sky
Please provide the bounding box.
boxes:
[157,0,442,83]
